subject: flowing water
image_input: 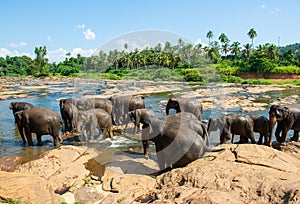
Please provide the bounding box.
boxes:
[0,80,299,164]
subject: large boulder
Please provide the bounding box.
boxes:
[0,171,63,204]
[15,145,93,193]
[133,144,300,203]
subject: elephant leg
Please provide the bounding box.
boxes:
[248,131,256,144]
[25,128,33,146]
[275,122,283,143]
[108,127,114,139]
[83,129,88,141]
[231,134,235,143]
[290,131,299,142]
[17,124,26,145]
[257,133,263,145]
[36,134,43,146]
[142,140,149,159]
[280,129,289,143]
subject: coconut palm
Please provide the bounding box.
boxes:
[243,43,252,58]
[230,41,241,58]
[206,30,213,45]
[247,28,257,49]
[218,33,229,44]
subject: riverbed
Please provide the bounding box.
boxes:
[0,77,299,164]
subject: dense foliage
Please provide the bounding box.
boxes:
[1,28,299,84]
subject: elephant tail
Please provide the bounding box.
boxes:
[205,145,226,153]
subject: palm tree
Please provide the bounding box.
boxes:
[230,41,241,58]
[243,43,252,58]
[206,30,213,45]
[218,33,229,44]
[247,28,257,49]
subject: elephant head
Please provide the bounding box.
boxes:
[166,98,181,115]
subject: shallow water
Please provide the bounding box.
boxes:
[0,81,299,164]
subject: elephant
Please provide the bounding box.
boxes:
[129,108,156,158]
[14,108,62,146]
[130,109,211,162]
[110,94,145,131]
[140,112,224,173]
[9,102,34,123]
[269,104,300,143]
[248,114,270,145]
[94,98,113,115]
[59,100,78,133]
[208,114,256,144]
[76,108,114,141]
[166,98,203,120]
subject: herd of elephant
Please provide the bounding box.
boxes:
[8,95,300,172]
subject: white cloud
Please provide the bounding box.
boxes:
[47,47,98,63]
[0,48,13,57]
[116,38,150,51]
[76,24,85,30]
[47,36,53,42]
[83,28,96,40]
[9,42,27,48]
[260,4,266,9]
[0,47,31,58]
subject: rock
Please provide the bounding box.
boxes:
[0,171,63,204]
[74,186,104,204]
[101,166,156,193]
[15,145,93,193]
[137,144,300,203]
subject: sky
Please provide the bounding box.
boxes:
[1,0,299,62]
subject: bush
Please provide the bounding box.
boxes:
[222,75,243,83]
[270,65,300,74]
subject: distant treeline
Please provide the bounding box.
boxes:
[1,29,300,81]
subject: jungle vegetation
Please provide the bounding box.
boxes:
[1,28,300,84]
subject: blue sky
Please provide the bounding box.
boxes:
[1,0,299,62]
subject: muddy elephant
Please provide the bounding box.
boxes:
[208,114,255,144]
[166,98,203,120]
[269,104,300,143]
[14,108,62,146]
[9,102,34,123]
[140,113,223,173]
[110,94,145,130]
[77,108,114,141]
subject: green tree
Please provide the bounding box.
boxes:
[206,30,213,45]
[230,41,241,58]
[33,46,49,76]
[247,28,257,49]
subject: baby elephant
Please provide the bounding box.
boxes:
[14,108,62,146]
[77,108,114,141]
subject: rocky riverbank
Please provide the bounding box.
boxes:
[0,143,300,203]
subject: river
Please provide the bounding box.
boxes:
[0,78,299,163]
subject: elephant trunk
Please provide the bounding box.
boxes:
[269,114,277,146]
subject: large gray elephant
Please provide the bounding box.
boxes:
[166,98,203,120]
[269,104,300,143]
[76,108,114,141]
[140,112,224,173]
[14,108,62,146]
[9,102,34,123]
[130,109,213,164]
[208,114,256,144]
[110,94,145,131]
